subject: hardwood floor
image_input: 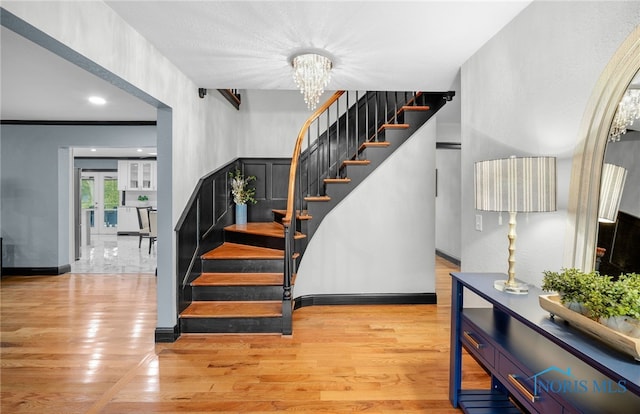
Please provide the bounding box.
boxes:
[1,257,489,413]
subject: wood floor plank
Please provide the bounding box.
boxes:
[0,257,490,413]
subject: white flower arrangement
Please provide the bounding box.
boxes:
[229,169,257,205]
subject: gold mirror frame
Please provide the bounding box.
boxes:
[567,25,640,271]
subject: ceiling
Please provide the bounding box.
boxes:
[0,26,157,122]
[1,1,534,120]
[104,1,532,91]
[1,0,636,153]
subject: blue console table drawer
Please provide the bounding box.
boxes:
[497,352,563,414]
[461,316,496,369]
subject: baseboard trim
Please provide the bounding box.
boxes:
[436,249,461,266]
[155,325,180,343]
[1,264,71,276]
[293,292,437,310]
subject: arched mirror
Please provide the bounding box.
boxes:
[568,26,640,272]
[595,71,640,275]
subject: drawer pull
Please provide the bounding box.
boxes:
[462,330,484,349]
[508,374,538,403]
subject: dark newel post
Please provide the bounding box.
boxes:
[394,91,398,124]
[365,93,369,147]
[335,99,339,178]
[282,223,293,335]
[316,119,321,196]
[355,91,359,153]
[306,128,311,197]
[326,107,330,180]
[375,92,379,142]
[297,158,303,216]
[345,92,349,164]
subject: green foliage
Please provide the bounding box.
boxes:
[103,179,119,209]
[81,179,94,209]
[229,169,257,205]
[138,195,149,202]
[542,269,640,320]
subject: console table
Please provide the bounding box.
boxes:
[449,272,640,414]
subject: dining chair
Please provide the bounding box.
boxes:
[148,210,158,254]
[136,206,151,248]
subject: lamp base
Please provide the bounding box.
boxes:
[494,280,529,295]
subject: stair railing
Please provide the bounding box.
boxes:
[281,90,424,334]
[281,91,344,334]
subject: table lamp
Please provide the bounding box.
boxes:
[474,156,557,294]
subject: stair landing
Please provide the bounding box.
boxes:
[225,222,306,239]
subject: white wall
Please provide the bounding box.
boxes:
[294,118,437,297]
[461,1,640,287]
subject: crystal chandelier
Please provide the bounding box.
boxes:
[291,53,332,110]
[609,88,640,141]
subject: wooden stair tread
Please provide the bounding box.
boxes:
[192,272,283,286]
[401,105,430,111]
[342,159,371,166]
[272,209,312,220]
[359,141,391,152]
[225,222,305,239]
[379,123,410,132]
[201,242,284,260]
[304,195,331,202]
[180,301,282,318]
[323,178,351,184]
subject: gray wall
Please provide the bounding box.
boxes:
[461,1,640,288]
[74,158,119,170]
[436,147,461,261]
[238,90,316,158]
[0,124,156,267]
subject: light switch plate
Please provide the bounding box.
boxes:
[475,214,483,231]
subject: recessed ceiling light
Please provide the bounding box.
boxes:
[88,96,106,105]
[90,148,97,152]
[149,152,157,156]
[136,148,143,152]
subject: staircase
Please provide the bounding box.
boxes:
[179,222,304,334]
[176,90,453,337]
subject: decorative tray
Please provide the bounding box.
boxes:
[539,294,640,361]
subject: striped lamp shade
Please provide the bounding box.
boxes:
[598,163,627,223]
[474,156,557,213]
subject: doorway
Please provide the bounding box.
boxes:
[81,171,119,236]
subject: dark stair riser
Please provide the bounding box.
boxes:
[192,285,283,301]
[180,316,283,334]
[224,231,285,250]
[201,258,283,273]
[398,108,433,126]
